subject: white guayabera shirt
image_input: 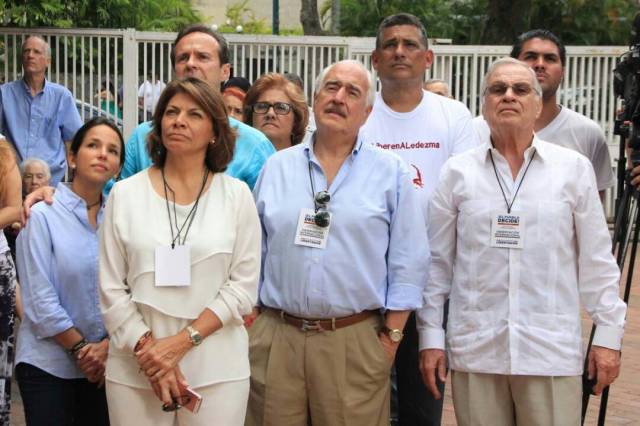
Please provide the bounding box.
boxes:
[417,137,626,376]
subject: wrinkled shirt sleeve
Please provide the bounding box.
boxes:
[417,161,457,350]
[574,158,626,349]
[386,162,430,311]
[16,210,74,338]
[205,184,261,324]
[99,184,150,352]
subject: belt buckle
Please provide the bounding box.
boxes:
[300,319,323,332]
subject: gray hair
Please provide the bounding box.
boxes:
[480,57,542,104]
[424,78,447,86]
[20,157,51,180]
[314,60,376,108]
[21,35,52,59]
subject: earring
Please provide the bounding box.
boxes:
[210,138,216,145]
[70,164,76,169]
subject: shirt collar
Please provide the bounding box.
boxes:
[304,131,364,163]
[56,183,86,212]
[482,134,546,164]
[56,182,104,212]
[21,77,48,96]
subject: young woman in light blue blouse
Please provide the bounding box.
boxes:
[15,117,125,426]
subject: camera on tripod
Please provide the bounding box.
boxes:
[614,13,640,166]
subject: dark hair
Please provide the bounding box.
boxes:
[70,117,125,166]
[510,29,566,67]
[375,13,428,50]
[101,81,115,96]
[171,24,229,67]
[148,77,236,173]
[223,76,251,93]
[243,73,309,146]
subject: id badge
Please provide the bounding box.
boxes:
[490,212,524,249]
[155,245,191,286]
[294,208,331,249]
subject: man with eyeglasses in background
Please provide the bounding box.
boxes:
[419,57,625,426]
[473,29,615,201]
[247,59,429,426]
[359,13,476,426]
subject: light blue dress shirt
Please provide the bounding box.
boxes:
[15,183,107,379]
[253,134,430,318]
[103,116,275,194]
[0,79,83,186]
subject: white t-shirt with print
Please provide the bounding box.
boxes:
[361,90,477,212]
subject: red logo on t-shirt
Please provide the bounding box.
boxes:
[411,164,424,188]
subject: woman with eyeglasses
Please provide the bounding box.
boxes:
[99,77,260,425]
[244,73,309,151]
[15,117,125,426]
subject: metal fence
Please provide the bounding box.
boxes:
[0,28,629,213]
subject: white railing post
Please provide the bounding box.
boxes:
[122,28,139,139]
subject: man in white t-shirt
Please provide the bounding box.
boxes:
[473,29,614,199]
[359,13,476,426]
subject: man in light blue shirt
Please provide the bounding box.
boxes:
[106,24,273,193]
[247,60,429,426]
[0,36,82,186]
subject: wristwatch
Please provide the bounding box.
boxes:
[186,326,203,346]
[383,326,404,343]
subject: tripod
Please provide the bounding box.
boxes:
[581,133,636,425]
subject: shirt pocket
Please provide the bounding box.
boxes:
[535,201,572,248]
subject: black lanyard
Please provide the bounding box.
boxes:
[161,167,209,248]
[489,149,536,214]
[308,161,321,209]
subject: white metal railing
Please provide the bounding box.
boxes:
[0,28,629,216]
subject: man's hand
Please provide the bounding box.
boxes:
[588,345,621,395]
[631,165,640,188]
[136,332,192,382]
[22,185,56,224]
[419,348,447,399]
[243,307,260,328]
[378,333,400,363]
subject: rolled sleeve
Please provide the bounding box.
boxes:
[16,210,74,338]
[205,184,261,324]
[386,161,430,310]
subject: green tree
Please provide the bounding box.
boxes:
[334,0,636,45]
[0,0,202,31]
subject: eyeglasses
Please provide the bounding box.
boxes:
[253,101,292,115]
[485,82,536,97]
[161,395,192,412]
[313,191,331,228]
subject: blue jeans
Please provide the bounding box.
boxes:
[16,363,109,426]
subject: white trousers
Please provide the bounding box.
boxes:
[106,378,249,426]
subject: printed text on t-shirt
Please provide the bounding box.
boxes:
[376,141,440,150]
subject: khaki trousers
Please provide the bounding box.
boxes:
[451,370,581,426]
[106,378,249,426]
[246,309,391,426]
